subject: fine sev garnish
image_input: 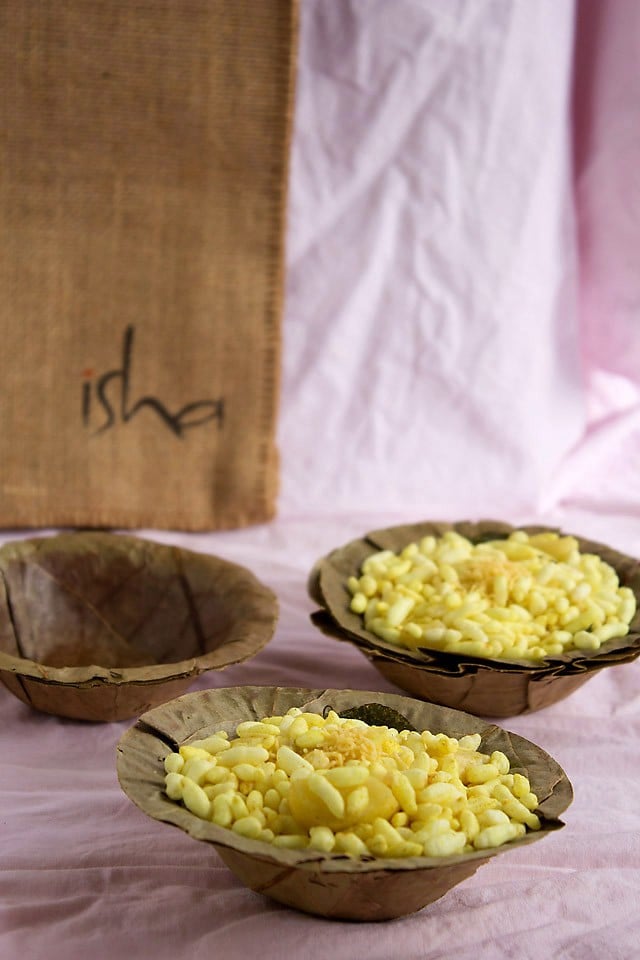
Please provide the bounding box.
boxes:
[346,529,636,661]
[163,706,541,859]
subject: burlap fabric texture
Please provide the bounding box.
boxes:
[0,0,298,530]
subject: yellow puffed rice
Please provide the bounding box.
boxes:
[164,707,542,859]
[346,529,636,661]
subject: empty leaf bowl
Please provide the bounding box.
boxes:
[116,685,572,921]
[308,520,640,716]
[0,532,278,721]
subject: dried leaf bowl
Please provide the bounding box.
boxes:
[116,685,572,922]
[308,520,640,717]
[0,533,278,721]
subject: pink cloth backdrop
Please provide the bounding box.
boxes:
[1,2,639,958]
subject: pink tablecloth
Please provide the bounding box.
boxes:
[2,1,640,957]
[1,512,639,959]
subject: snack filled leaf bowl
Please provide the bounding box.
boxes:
[0,533,277,722]
[308,520,640,717]
[116,686,572,922]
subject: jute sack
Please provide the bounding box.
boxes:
[0,0,297,531]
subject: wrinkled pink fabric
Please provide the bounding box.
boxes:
[1,2,639,958]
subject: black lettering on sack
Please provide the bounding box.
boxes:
[82,326,225,437]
